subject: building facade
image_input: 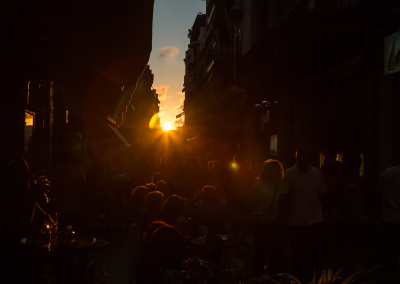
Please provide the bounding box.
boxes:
[118,65,161,150]
[184,0,400,186]
[1,1,155,172]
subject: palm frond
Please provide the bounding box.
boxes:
[276,272,302,284]
[342,265,383,284]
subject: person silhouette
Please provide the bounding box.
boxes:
[281,148,327,282]
[249,159,286,276]
[378,160,400,282]
[127,185,150,223]
[51,151,86,227]
[0,154,55,282]
[133,224,185,283]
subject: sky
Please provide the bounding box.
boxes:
[149,0,206,130]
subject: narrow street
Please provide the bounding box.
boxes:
[2,1,400,283]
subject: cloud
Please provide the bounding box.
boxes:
[175,117,185,126]
[174,103,184,112]
[158,110,166,118]
[177,91,185,100]
[174,92,185,112]
[154,85,170,101]
[157,46,179,60]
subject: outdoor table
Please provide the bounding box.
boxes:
[189,234,242,268]
[17,229,99,283]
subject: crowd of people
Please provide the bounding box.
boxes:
[1,147,400,283]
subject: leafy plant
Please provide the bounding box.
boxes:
[180,256,251,284]
[179,255,384,284]
[264,265,384,284]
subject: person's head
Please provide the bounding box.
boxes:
[201,185,219,204]
[151,172,164,184]
[295,148,311,169]
[324,149,337,163]
[129,186,150,205]
[155,180,167,194]
[343,153,361,176]
[145,182,157,192]
[143,220,168,243]
[162,195,184,221]
[150,224,185,267]
[145,191,164,213]
[0,153,31,194]
[259,159,284,185]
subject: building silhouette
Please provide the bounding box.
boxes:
[118,65,162,150]
[0,1,155,171]
[183,0,400,186]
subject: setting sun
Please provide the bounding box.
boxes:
[162,122,172,132]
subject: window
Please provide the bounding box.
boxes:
[24,110,34,155]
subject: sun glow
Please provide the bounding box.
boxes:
[162,122,172,132]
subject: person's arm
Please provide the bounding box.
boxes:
[277,173,290,224]
[317,171,329,220]
[276,194,288,225]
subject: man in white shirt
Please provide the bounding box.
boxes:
[379,163,400,281]
[380,165,400,224]
[281,148,327,282]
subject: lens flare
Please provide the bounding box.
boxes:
[149,113,159,129]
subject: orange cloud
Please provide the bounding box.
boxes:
[175,117,185,126]
[174,104,184,112]
[174,92,185,112]
[154,85,170,101]
[157,46,179,60]
[158,110,166,118]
